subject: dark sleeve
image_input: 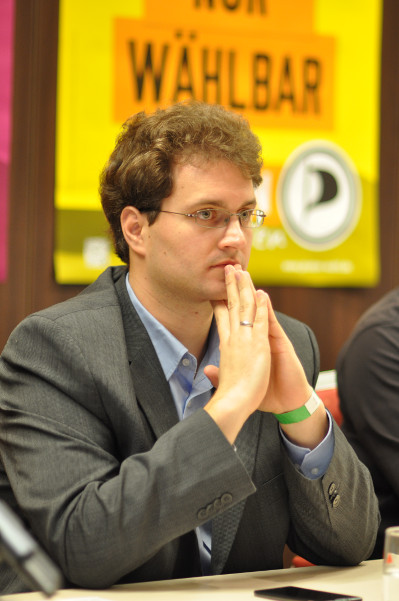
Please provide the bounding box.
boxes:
[337,322,399,499]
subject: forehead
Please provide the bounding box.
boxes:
[171,158,254,193]
[164,159,256,212]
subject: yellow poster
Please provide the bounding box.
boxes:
[55,0,381,286]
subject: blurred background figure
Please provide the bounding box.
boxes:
[337,287,399,558]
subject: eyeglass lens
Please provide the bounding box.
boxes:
[195,209,264,228]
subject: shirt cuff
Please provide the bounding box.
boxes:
[279,410,334,479]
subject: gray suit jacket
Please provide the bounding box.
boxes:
[0,267,379,593]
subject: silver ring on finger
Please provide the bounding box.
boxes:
[239,320,253,327]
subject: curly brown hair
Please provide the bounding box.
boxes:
[100,101,263,264]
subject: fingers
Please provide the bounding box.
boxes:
[265,292,293,349]
[253,289,269,330]
[212,265,268,339]
[203,364,219,389]
[212,265,249,342]
[227,265,256,330]
[265,292,279,333]
[208,266,272,434]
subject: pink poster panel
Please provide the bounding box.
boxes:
[0,0,14,282]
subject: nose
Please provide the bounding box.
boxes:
[217,215,250,250]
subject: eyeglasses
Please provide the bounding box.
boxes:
[158,208,266,229]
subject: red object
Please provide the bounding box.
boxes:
[318,387,343,426]
[292,556,315,568]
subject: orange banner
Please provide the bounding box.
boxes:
[114,19,334,129]
[144,0,315,33]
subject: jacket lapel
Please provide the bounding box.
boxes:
[115,271,179,438]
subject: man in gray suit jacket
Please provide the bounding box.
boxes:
[0,101,378,593]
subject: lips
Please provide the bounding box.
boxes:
[211,260,239,269]
[210,259,241,269]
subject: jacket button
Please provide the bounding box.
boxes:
[197,508,208,520]
[197,493,233,520]
[328,482,337,496]
[221,493,233,505]
[332,494,341,508]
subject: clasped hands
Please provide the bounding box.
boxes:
[204,264,327,447]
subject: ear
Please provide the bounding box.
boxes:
[120,206,147,258]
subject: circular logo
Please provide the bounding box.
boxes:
[276,141,361,251]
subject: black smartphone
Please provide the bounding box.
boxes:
[254,585,362,600]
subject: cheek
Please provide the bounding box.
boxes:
[156,237,192,263]
[242,236,253,266]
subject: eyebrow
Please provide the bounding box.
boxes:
[189,198,257,211]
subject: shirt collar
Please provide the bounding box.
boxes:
[125,273,219,381]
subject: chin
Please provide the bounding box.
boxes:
[207,289,228,302]
[200,277,228,302]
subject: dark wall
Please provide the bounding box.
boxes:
[1,0,398,371]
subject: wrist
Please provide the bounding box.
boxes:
[272,390,321,424]
[205,389,254,444]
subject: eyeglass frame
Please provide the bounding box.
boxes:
[157,208,266,229]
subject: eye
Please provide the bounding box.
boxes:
[196,209,217,221]
[239,209,252,222]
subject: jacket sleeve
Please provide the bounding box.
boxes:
[276,312,379,565]
[283,422,380,565]
[0,314,255,588]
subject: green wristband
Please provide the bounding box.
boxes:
[273,390,321,424]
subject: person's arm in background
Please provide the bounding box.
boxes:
[337,320,399,556]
